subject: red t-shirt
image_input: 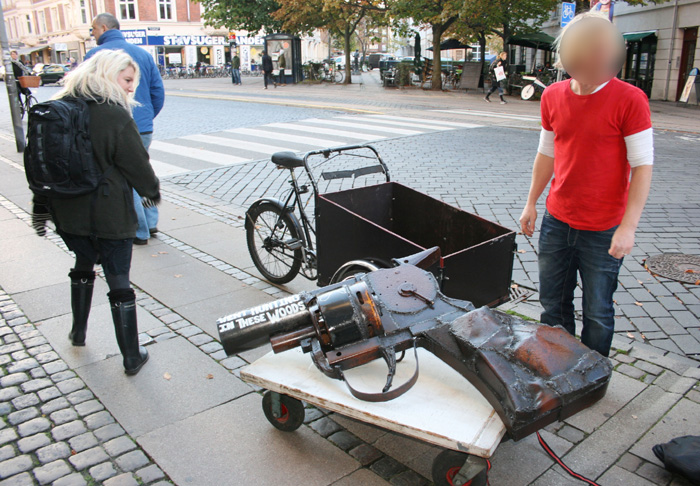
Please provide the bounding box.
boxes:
[541,77,652,231]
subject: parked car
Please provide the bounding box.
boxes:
[333,56,346,70]
[39,64,69,85]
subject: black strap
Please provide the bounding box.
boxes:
[337,343,420,402]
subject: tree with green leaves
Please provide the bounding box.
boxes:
[196,0,283,34]
[390,0,464,90]
[273,0,387,84]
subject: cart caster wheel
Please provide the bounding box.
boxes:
[261,391,305,432]
[432,449,488,486]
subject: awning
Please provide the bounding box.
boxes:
[509,32,556,50]
[17,45,49,55]
[427,39,471,51]
[623,31,656,42]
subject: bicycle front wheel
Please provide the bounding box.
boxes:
[246,203,303,284]
[334,70,344,83]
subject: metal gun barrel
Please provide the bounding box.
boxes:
[217,294,312,355]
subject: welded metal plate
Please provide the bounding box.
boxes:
[645,254,700,284]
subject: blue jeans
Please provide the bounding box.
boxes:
[231,68,241,84]
[538,211,623,357]
[134,133,159,240]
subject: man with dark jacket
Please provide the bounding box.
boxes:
[231,52,241,85]
[10,50,32,99]
[86,13,164,245]
[261,51,274,89]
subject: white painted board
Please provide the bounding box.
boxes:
[241,347,506,458]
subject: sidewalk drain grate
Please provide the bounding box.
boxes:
[645,253,700,284]
[509,284,535,303]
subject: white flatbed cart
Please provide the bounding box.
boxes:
[240,347,507,486]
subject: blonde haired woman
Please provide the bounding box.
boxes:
[34,49,160,375]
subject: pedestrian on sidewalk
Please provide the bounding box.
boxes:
[34,50,160,375]
[484,52,508,104]
[519,12,654,357]
[88,12,164,246]
[231,52,241,85]
[262,50,274,89]
[278,49,286,85]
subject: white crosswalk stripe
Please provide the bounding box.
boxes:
[263,122,383,141]
[432,109,540,122]
[224,127,345,147]
[150,114,482,177]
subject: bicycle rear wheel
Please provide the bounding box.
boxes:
[246,203,303,284]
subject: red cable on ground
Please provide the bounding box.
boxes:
[536,431,602,486]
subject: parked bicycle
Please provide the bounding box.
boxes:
[18,89,38,119]
[246,145,389,284]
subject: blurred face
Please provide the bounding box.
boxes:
[117,66,136,95]
[500,52,507,60]
[91,20,107,42]
[559,16,625,86]
[10,52,18,60]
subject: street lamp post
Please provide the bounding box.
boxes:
[0,6,26,152]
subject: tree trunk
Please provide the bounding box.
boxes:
[344,25,352,84]
[431,24,442,91]
[479,32,486,62]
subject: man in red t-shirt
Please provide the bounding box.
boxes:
[519,13,654,357]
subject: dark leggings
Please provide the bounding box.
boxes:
[61,234,133,291]
[486,78,504,97]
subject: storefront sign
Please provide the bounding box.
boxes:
[54,43,67,51]
[236,35,264,46]
[148,35,227,46]
[679,68,698,104]
[122,29,148,46]
[168,53,182,64]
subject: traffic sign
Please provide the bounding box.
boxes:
[561,2,576,28]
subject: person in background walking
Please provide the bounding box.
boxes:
[10,50,32,101]
[34,50,160,375]
[484,51,508,104]
[87,12,164,246]
[278,50,286,85]
[261,50,274,89]
[519,12,653,358]
[231,52,241,85]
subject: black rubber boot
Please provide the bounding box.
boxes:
[109,289,149,375]
[68,269,96,346]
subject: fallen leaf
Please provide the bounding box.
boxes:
[696,280,700,286]
[631,415,638,420]
[159,251,168,255]
[627,332,635,339]
[518,249,526,254]
[635,302,644,306]
[685,269,696,274]
[150,254,159,258]
[206,374,214,380]
[174,274,183,278]
[641,333,647,340]
[511,284,519,289]
[163,372,172,380]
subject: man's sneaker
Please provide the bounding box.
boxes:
[149,228,158,236]
[484,97,491,103]
[501,100,508,104]
[133,238,148,246]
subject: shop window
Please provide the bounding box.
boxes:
[118,0,137,20]
[158,0,175,21]
[26,15,33,34]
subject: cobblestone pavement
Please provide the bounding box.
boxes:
[166,125,700,362]
[0,290,171,486]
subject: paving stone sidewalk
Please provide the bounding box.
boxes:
[0,289,171,486]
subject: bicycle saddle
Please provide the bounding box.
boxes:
[272,151,304,169]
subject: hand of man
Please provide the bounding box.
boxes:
[609,225,635,259]
[519,205,537,237]
[141,193,161,209]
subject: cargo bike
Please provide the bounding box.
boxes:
[240,145,518,485]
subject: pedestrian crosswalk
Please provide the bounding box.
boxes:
[149,114,483,177]
[432,109,541,123]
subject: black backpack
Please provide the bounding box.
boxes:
[24,98,103,199]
